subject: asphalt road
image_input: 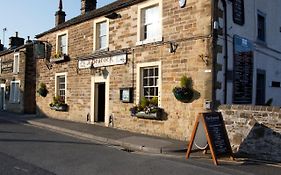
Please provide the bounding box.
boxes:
[0,118,280,175]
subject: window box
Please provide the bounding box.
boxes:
[50,54,68,63]
[134,109,163,120]
[49,96,68,112]
[50,104,68,111]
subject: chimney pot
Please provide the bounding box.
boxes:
[81,0,97,15]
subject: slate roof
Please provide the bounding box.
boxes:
[36,0,146,38]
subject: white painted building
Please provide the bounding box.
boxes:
[216,0,281,106]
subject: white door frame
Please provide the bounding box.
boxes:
[90,75,110,126]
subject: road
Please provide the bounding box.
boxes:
[0,118,280,175]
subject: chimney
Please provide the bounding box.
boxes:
[55,0,66,26]
[81,0,97,15]
[9,32,25,49]
[0,40,4,51]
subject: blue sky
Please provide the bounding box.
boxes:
[0,0,114,47]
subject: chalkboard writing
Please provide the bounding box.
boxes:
[203,113,232,156]
[186,112,233,165]
[233,35,253,104]
[233,0,245,25]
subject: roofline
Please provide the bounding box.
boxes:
[0,43,32,57]
[35,0,146,38]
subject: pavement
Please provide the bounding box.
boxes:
[0,111,187,155]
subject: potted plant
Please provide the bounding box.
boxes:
[50,52,68,63]
[173,75,194,103]
[49,96,68,111]
[130,97,163,120]
[37,83,48,97]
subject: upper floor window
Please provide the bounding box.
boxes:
[13,53,20,74]
[94,18,109,51]
[137,0,162,45]
[56,32,68,55]
[257,12,266,42]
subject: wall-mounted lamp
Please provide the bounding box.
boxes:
[105,12,121,19]
[199,54,209,65]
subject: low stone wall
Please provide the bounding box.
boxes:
[219,105,281,162]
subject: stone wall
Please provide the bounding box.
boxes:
[36,0,213,140]
[219,105,281,162]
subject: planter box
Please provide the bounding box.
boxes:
[50,105,68,112]
[134,110,162,120]
[50,55,68,63]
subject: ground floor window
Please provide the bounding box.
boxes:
[55,73,67,101]
[137,61,161,106]
[10,81,20,103]
[142,66,159,100]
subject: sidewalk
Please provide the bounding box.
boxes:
[0,112,187,155]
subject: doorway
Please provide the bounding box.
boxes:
[95,83,105,122]
[0,84,5,110]
[256,70,266,105]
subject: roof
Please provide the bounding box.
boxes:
[36,0,146,38]
[0,43,32,57]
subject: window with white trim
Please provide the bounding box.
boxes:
[13,53,20,74]
[55,73,67,100]
[137,62,161,106]
[141,66,159,100]
[57,32,68,55]
[137,0,162,45]
[257,12,266,42]
[94,19,109,51]
[10,81,20,103]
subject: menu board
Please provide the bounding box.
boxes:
[186,112,233,165]
[1,60,13,73]
[233,35,253,104]
[233,0,245,25]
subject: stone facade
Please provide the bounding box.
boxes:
[219,105,281,162]
[36,0,214,140]
[0,44,36,113]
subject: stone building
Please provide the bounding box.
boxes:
[0,33,36,114]
[35,0,281,140]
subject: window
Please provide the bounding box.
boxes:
[56,32,68,55]
[94,19,109,51]
[137,61,162,106]
[257,12,266,42]
[10,81,20,103]
[142,66,159,100]
[137,0,162,45]
[55,73,67,101]
[13,53,20,74]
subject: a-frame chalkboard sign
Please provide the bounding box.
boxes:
[186,112,234,165]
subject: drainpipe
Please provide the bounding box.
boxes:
[221,0,228,104]
[211,0,218,111]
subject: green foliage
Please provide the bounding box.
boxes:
[37,82,48,97]
[49,96,66,107]
[139,97,149,110]
[180,75,192,88]
[150,97,158,106]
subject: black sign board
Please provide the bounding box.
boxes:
[186,112,233,165]
[1,60,13,73]
[233,35,253,104]
[233,0,245,25]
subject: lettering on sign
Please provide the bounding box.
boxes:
[78,54,127,69]
[1,60,14,73]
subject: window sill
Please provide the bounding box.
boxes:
[136,36,163,46]
[93,47,109,53]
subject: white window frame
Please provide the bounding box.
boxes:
[93,17,109,51]
[136,61,162,107]
[9,80,20,104]
[13,53,20,74]
[56,31,68,55]
[55,72,67,102]
[136,0,163,45]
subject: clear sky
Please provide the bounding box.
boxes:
[0,0,114,47]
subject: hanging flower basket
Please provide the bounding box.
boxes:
[173,87,193,103]
[37,83,48,97]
